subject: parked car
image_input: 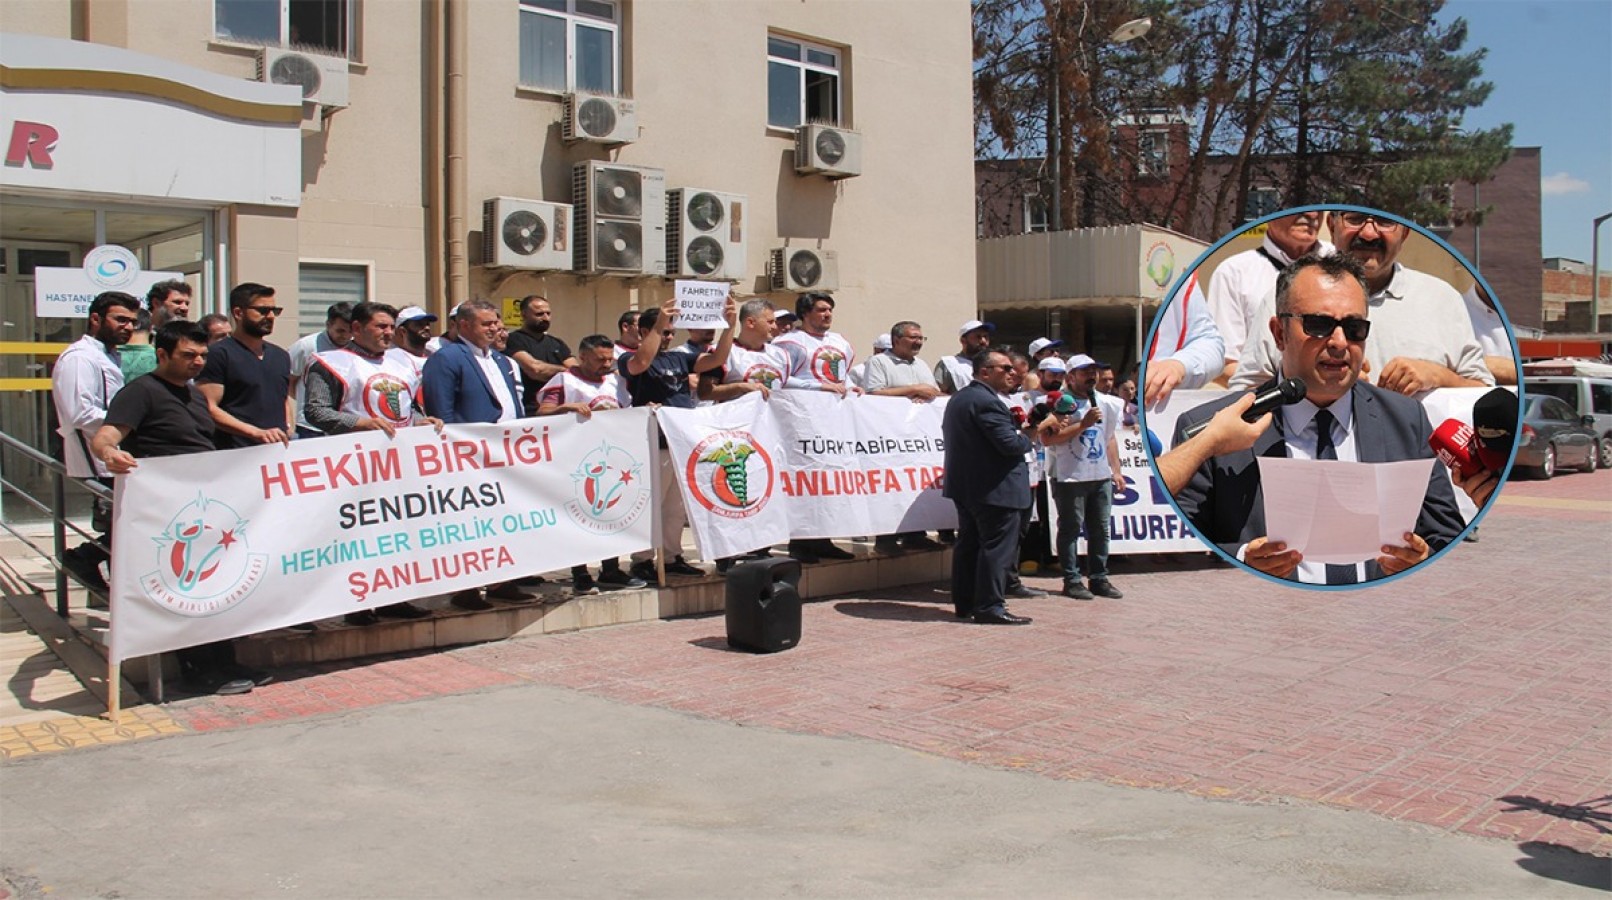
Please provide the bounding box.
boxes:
[1514,395,1599,479]
[1525,375,1612,469]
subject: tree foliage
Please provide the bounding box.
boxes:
[974,0,1514,236]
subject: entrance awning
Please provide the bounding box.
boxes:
[976,224,1208,311]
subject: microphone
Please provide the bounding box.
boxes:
[1471,388,1519,472]
[1429,420,1483,478]
[1181,378,1306,440]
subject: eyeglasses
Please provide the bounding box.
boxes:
[978,363,1013,372]
[1279,313,1371,342]
[1337,212,1403,232]
[247,305,284,316]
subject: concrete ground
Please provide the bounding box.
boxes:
[1,469,1608,898]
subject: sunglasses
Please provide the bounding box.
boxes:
[247,305,284,316]
[1279,313,1371,342]
[1337,212,1403,232]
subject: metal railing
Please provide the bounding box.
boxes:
[0,428,154,715]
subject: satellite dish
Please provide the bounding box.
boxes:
[1109,17,1152,43]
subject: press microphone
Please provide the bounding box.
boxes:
[1181,378,1306,440]
[1429,420,1483,478]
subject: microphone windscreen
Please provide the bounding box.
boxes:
[1430,419,1483,477]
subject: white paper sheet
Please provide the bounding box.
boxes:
[1257,457,1435,564]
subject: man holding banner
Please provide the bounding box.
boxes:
[942,349,1035,625]
[303,302,443,625]
[774,292,858,563]
[1041,354,1126,600]
[620,296,738,581]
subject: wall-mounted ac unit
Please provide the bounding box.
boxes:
[666,189,747,280]
[572,161,667,276]
[258,48,350,109]
[563,92,638,145]
[481,198,573,271]
[770,247,839,292]
[794,124,861,178]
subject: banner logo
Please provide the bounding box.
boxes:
[564,442,649,533]
[141,494,268,616]
[362,372,413,424]
[83,245,141,290]
[686,431,775,519]
[809,347,847,384]
[742,364,784,389]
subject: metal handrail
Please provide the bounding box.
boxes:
[0,430,113,617]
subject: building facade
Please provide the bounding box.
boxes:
[1,0,976,459]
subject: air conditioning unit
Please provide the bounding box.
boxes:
[666,189,747,280]
[258,48,350,109]
[563,92,638,145]
[572,161,667,276]
[794,124,861,178]
[770,247,839,292]
[481,198,573,271]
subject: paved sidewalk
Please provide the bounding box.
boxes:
[1,470,1607,896]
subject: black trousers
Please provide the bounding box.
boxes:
[951,501,1024,618]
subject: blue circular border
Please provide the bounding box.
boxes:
[1138,203,1527,592]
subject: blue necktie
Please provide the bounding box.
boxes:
[1313,410,1358,585]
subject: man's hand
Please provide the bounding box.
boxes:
[748,382,772,400]
[1376,531,1430,576]
[256,426,291,446]
[1243,537,1302,578]
[564,402,593,420]
[354,417,398,437]
[101,448,138,475]
[1450,466,1500,507]
[723,296,739,327]
[1144,358,1186,407]
[1377,357,1453,396]
[1079,406,1102,429]
[906,383,942,402]
[1111,471,1126,494]
[416,416,445,434]
[822,381,847,397]
[1198,392,1273,456]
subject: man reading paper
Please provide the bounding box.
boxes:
[1166,254,1464,584]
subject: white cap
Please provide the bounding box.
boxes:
[1037,357,1066,373]
[1066,353,1098,369]
[774,309,797,320]
[958,319,995,337]
[1028,337,1064,357]
[397,305,438,324]
[873,334,893,351]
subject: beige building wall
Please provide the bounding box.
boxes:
[3,0,975,353]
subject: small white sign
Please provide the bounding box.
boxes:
[673,280,730,331]
[34,245,180,319]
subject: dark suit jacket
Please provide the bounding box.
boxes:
[942,380,1033,510]
[1170,379,1465,578]
[421,341,522,424]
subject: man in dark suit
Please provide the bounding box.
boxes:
[1164,253,1464,584]
[421,300,537,608]
[942,349,1036,624]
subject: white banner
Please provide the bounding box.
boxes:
[771,392,956,538]
[34,245,181,319]
[108,413,655,662]
[657,392,792,559]
[1101,389,1219,553]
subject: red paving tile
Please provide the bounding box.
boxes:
[152,471,1610,856]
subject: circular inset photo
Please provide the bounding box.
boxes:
[1138,206,1523,589]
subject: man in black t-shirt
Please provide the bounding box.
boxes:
[196,282,293,450]
[92,321,263,697]
[503,295,577,416]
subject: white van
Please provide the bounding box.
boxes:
[1525,376,1612,468]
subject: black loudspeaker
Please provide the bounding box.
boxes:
[725,558,803,653]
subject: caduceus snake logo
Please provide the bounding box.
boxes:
[170,516,227,591]
[582,456,627,515]
[699,440,757,508]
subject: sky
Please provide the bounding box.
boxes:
[1437,0,1612,263]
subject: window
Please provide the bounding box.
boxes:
[519,0,619,94]
[1137,130,1168,177]
[215,0,355,57]
[1244,187,1281,223]
[1592,383,1612,415]
[298,263,369,337]
[768,35,840,128]
[1023,195,1049,234]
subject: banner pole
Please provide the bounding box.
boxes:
[106,655,121,721]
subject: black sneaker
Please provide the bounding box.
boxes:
[665,557,705,577]
[1006,585,1048,599]
[344,610,380,626]
[901,535,944,552]
[598,567,648,589]
[1063,582,1094,600]
[377,602,431,620]
[572,568,600,595]
[1089,579,1124,600]
[450,590,493,611]
[873,538,905,556]
[787,541,820,564]
[629,561,659,584]
[816,542,855,561]
[61,548,108,591]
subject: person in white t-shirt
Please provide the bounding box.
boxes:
[1039,353,1125,601]
[774,292,857,563]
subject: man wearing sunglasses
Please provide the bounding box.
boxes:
[197,282,294,450]
[1231,210,1493,397]
[1166,254,1463,584]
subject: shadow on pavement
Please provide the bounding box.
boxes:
[1513,841,1611,890]
[832,600,955,622]
[1499,794,1612,835]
